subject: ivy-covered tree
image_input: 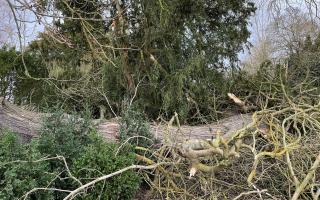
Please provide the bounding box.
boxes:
[28,0,256,122]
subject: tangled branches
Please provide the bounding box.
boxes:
[137,72,320,199]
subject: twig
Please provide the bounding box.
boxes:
[63,163,166,200]
[8,155,82,199]
[97,88,117,118]
[22,188,71,200]
[5,0,30,77]
[291,152,320,200]
[129,77,144,106]
[59,156,82,186]
[233,189,268,200]
[114,135,153,156]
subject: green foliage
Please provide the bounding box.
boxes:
[26,0,256,122]
[0,46,51,106]
[37,110,93,161]
[119,108,155,148]
[0,112,141,199]
[73,133,141,200]
[0,131,54,199]
[0,131,23,160]
[35,110,95,199]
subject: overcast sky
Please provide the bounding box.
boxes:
[1,0,320,62]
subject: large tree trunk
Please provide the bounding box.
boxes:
[0,98,253,142]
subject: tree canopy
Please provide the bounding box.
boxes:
[14,0,256,122]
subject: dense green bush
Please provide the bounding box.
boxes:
[73,133,141,200]
[119,108,155,148]
[35,110,94,199]
[0,131,54,199]
[0,111,141,199]
[37,110,93,161]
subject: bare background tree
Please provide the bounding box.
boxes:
[0,2,15,46]
[242,0,320,73]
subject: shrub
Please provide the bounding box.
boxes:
[119,108,155,148]
[35,110,95,199]
[73,133,141,200]
[37,110,93,161]
[0,111,141,200]
[0,131,54,199]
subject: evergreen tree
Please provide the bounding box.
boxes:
[0,46,48,105]
[29,0,256,122]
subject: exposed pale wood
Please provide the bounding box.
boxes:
[0,98,43,141]
[150,114,253,142]
[0,98,253,142]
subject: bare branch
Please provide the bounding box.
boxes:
[63,163,166,200]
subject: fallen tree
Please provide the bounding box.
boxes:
[0,97,254,142]
[0,94,266,187]
[2,89,320,199]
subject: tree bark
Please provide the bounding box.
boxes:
[0,98,253,142]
